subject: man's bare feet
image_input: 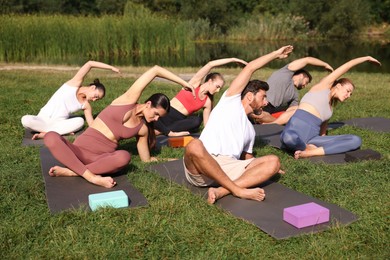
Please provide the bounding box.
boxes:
[236,187,266,202]
[32,132,46,140]
[49,166,78,177]
[207,187,266,204]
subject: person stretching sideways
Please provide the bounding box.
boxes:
[44,65,194,188]
[250,57,333,125]
[183,46,293,204]
[280,56,381,159]
[154,58,247,136]
[22,61,120,139]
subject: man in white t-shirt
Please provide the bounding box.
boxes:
[183,46,293,204]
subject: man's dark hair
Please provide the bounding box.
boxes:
[294,69,312,83]
[241,80,269,100]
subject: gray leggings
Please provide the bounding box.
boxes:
[280,109,361,155]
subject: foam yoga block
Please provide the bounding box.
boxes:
[89,190,129,211]
[168,136,194,148]
[283,202,330,228]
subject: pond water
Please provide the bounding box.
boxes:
[93,40,390,73]
[8,40,390,73]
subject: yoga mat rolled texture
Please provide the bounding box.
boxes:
[149,159,359,239]
[39,147,148,214]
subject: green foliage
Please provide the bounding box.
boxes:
[0,12,195,63]
[0,67,389,258]
[318,0,371,38]
[227,13,310,41]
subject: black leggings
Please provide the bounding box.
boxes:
[154,107,202,135]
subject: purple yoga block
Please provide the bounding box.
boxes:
[283,202,330,228]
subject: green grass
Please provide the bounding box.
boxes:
[0,66,389,259]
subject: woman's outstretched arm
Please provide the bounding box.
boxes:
[67,61,120,87]
[113,65,194,105]
[312,56,381,91]
[189,58,248,87]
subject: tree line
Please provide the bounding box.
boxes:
[1,0,389,38]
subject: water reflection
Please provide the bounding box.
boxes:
[8,40,390,73]
[97,40,390,73]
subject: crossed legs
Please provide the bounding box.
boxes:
[184,139,281,203]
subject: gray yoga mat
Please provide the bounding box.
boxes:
[253,124,381,164]
[253,124,284,148]
[342,117,390,133]
[148,159,359,240]
[22,129,83,146]
[40,147,148,214]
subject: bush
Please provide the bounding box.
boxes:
[226,13,310,41]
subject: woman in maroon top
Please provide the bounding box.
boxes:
[44,65,194,188]
[154,58,247,137]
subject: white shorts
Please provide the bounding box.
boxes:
[184,154,255,187]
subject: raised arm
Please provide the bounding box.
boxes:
[189,58,248,87]
[288,57,334,72]
[113,65,194,105]
[67,61,120,87]
[227,45,293,96]
[312,56,381,91]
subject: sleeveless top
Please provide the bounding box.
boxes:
[175,87,208,114]
[38,83,85,119]
[300,89,333,121]
[98,104,144,141]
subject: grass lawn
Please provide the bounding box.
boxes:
[0,64,389,259]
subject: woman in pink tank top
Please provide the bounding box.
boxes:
[154,58,248,137]
[44,65,194,188]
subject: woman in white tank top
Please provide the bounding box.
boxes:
[21,61,120,139]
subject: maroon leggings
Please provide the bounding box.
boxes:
[44,128,131,175]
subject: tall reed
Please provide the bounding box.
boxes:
[226,14,310,41]
[0,7,199,64]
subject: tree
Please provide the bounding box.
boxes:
[318,0,371,38]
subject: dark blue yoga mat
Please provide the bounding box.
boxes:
[148,159,359,240]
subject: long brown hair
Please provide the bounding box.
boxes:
[144,93,170,149]
[204,72,224,102]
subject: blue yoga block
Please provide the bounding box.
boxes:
[88,190,129,211]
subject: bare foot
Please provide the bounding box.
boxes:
[236,188,266,202]
[32,132,46,140]
[89,175,116,188]
[207,187,220,204]
[49,166,78,177]
[294,150,303,159]
[83,170,116,188]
